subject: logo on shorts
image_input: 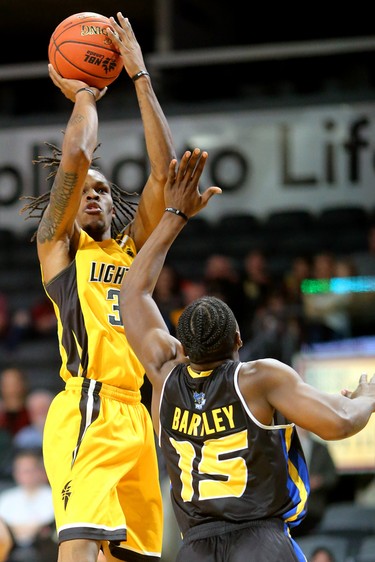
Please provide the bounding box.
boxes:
[62,480,72,510]
[193,391,206,410]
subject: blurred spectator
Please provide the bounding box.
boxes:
[29,296,57,340]
[334,257,357,279]
[3,308,30,352]
[153,265,184,336]
[0,368,30,436]
[284,255,312,306]
[241,249,274,338]
[240,287,302,366]
[0,448,56,562]
[351,223,375,276]
[312,251,336,280]
[304,251,352,343]
[168,278,207,331]
[204,254,247,331]
[309,546,336,562]
[13,389,54,451]
[0,293,10,342]
[293,428,338,537]
[3,296,56,351]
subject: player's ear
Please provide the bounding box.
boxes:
[235,331,243,349]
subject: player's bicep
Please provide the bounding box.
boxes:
[266,365,349,438]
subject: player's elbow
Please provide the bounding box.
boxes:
[64,144,92,171]
[318,413,359,441]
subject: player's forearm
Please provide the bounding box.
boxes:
[62,92,98,169]
[134,77,176,179]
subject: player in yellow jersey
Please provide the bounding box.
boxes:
[20,12,176,562]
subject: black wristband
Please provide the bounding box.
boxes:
[165,207,188,221]
[76,87,96,98]
[132,70,150,82]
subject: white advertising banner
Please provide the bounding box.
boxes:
[1,101,375,233]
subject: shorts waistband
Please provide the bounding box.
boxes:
[65,377,141,404]
[183,518,284,543]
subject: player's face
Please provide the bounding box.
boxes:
[76,169,115,239]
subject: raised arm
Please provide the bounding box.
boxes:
[37,65,107,281]
[120,149,221,393]
[241,358,375,441]
[108,13,176,248]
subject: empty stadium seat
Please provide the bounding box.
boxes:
[354,535,375,562]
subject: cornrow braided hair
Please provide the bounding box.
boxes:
[176,296,237,363]
[19,141,139,242]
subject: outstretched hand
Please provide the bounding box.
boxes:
[48,64,107,102]
[107,13,147,79]
[164,149,222,219]
[341,373,375,404]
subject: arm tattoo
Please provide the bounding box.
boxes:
[38,166,79,243]
[69,113,85,125]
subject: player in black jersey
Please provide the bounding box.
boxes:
[120,149,375,562]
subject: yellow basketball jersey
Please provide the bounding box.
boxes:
[43,230,145,390]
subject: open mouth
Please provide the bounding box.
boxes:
[85,205,102,214]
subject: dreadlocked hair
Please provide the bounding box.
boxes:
[176,296,237,363]
[19,141,138,242]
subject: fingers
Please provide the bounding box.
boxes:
[201,185,222,205]
[175,150,192,182]
[359,373,368,384]
[97,86,108,101]
[167,158,178,183]
[178,149,207,182]
[191,150,208,180]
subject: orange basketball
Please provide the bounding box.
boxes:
[48,12,124,89]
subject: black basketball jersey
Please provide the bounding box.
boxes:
[159,360,309,538]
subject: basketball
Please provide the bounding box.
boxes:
[48,12,124,89]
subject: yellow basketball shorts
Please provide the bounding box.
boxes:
[43,377,163,561]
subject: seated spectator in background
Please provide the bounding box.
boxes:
[240,287,303,366]
[13,389,54,451]
[334,256,357,279]
[312,250,336,280]
[171,278,207,329]
[241,249,274,339]
[0,448,56,562]
[204,253,247,331]
[304,251,352,343]
[293,428,338,537]
[283,255,312,307]
[0,293,10,343]
[4,296,57,351]
[29,296,57,340]
[351,223,375,276]
[0,367,30,436]
[310,546,336,562]
[153,264,184,336]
